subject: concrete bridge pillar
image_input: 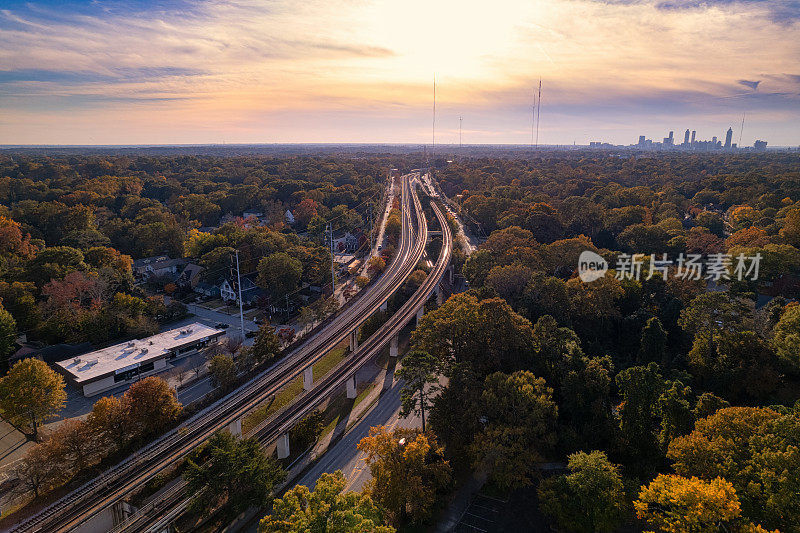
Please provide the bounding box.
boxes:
[390,334,399,357]
[227,418,242,437]
[346,375,357,399]
[380,300,388,312]
[349,328,359,351]
[416,305,424,325]
[436,283,444,306]
[277,433,290,459]
[303,365,314,391]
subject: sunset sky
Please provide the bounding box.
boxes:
[1,0,798,146]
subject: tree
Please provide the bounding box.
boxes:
[638,316,669,366]
[667,407,800,531]
[0,303,16,373]
[471,371,558,491]
[209,353,237,391]
[186,432,285,518]
[779,207,800,247]
[125,376,182,438]
[87,394,131,452]
[290,410,324,451]
[655,380,694,450]
[614,363,664,461]
[13,443,61,499]
[0,358,66,440]
[357,427,451,526]
[397,351,440,432]
[258,471,394,533]
[538,450,627,533]
[692,392,730,420]
[367,256,385,275]
[48,418,95,474]
[484,263,533,307]
[251,324,282,364]
[634,474,742,533]
[771,304,800,373]
[258,252,303,298]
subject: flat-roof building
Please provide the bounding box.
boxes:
[55,323,225,397]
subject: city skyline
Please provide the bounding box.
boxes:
[1,0,799,146]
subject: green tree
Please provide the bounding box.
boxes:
[538,450,627,533]
[692,392,730,420]
[0,303,17,373]
[638,316,669,367]
[655,380,694,450]
[471,371,558,491]
[259,471,394,533]
[251,324,282,364]
[357,426,451,526]
[614,362,664,461]
[258,252,303,298]
[209,353,237,391]
[186,432,286,518]
[397,351,440,433]
[771,304,800,373]
[0,358,66,440]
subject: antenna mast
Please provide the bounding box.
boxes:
[738,112,746,147]
[531,87,536,148]
[535,78,542,148]
[459,116,463,148]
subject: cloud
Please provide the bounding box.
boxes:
[737,79,761,90]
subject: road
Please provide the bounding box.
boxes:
[7,174,428,533]
[296,377,420,493]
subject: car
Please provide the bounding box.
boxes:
[215,323,230,329]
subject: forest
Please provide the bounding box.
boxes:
[1,150,800,531]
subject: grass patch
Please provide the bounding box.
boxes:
[313,340,349,381]
[242,339,351,435]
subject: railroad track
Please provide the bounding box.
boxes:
[8,173,427,533]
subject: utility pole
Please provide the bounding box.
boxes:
[459,116,463,149]
[234,250,245,339]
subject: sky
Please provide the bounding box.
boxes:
[1,0,799,146]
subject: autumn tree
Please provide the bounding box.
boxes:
[397,351,440,433]
[87,394,131,452]
[125,376,182,438]
[471,371,558,490]
[186,432,285,518]
[250,324,282,364]
[357,426,451,526]
[13,443,61,499]
[0,358,66,440]
[538,450,627,533]
[635,475,743,533]
[667,407,800,531]
[259,471,394,533]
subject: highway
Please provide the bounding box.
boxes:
[8,173,429,533]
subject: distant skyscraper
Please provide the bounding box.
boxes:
[638,135,646,146]
[724,127,733,149]
[691,130,696,144]
[683,129,690,145]
[664,130,674,146]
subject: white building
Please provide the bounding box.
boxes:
[55,323,225,397]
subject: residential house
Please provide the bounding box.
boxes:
[132,256,187,283]
[177,263,204,289]
[219,275,265,306]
